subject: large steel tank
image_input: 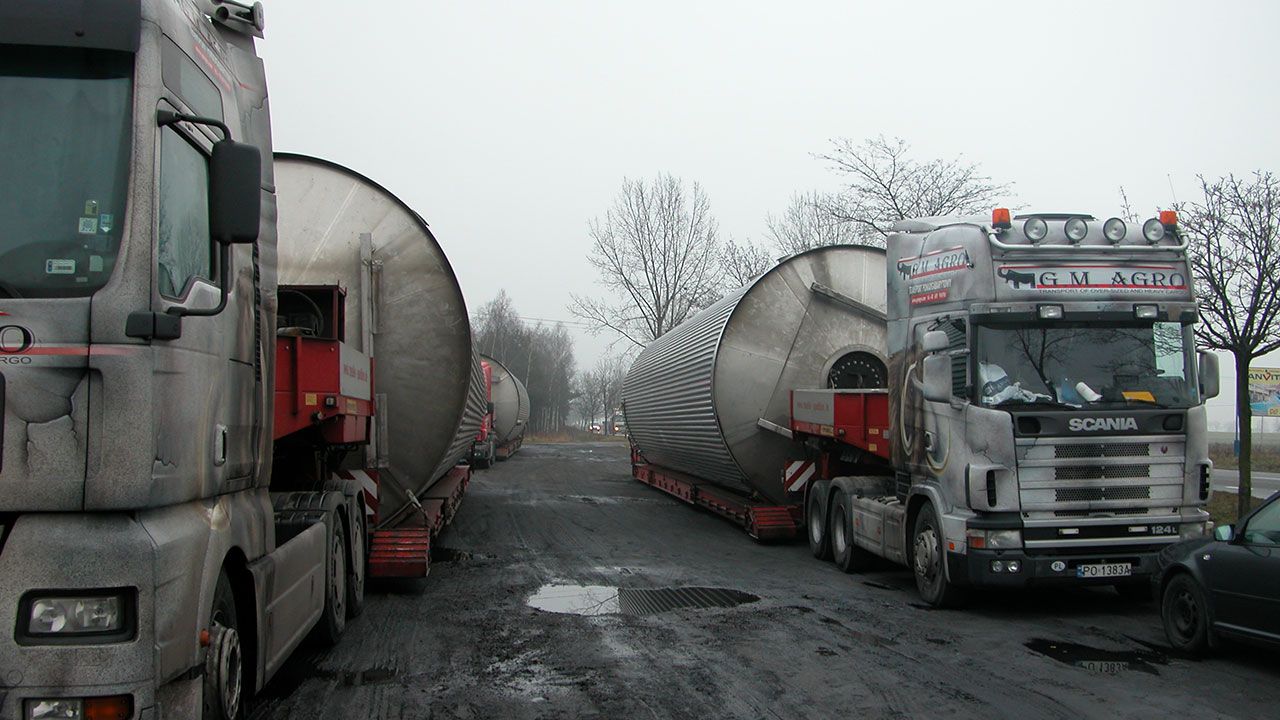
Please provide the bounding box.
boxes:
[480,354,530,445]
[274,153,484,527]
[623,245,887,504]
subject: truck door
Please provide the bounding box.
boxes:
[907,318,969,479]
[149,110,257,498]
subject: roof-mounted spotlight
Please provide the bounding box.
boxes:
[1142,217,1166,244]
[1024,217,1049,243]
[1103,217,1127,244]
[1064,217,1088,244]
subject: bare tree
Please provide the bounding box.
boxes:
[474,292,578,433]
[570,175,722,348]
[1176,171,1280,518]
[817,136,1012,242]
[719,237,774,288]
[766,190,870,253]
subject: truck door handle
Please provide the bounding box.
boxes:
[924,431,935,451]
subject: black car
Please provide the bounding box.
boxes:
[1155,491,1280,654]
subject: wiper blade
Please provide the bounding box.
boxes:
[993,397,1079,410]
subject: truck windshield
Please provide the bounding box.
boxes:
[975,321,1197,409]
[0,45,133,298]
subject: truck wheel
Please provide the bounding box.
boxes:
[1162,573,1211,655]
[911,503,966,608]
[808,490,832,560]
[315,518,348,645]
[831,489,875,573]
[346,513,367,619]
[203,571,245,720]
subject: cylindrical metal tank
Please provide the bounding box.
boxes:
[274,153,484,527]
[623,245,887,504]
[480,354,530,445]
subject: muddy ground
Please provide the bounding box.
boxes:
[249,442,1279,719]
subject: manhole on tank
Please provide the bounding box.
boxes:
[527,585,758,617]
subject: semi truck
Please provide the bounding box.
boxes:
[471,353,530,467]
[0,3,484,718]
[624,210,1218,607]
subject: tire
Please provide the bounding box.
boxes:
[911,502,966,608]
[1114,581,1152,603]
[831,489,875,573]
[346,512,367,619]
[1162,573,1211,655]
[203,571,245,720]
[808,490,832,560]
[314,517,348,645]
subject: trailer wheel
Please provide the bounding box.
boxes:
[911,503,966,607]
[807,490,832,560]
[831,489,875,573]
[315,517,348,645]
[203,571,245,720]
[346,512,367,619]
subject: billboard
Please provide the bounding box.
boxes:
[1248,367,1280,416]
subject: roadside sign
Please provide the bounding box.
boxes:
[1248,367,1280,416]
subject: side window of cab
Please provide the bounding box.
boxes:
[157,126,212,298]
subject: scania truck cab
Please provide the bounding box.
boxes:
[875,208,1218,605]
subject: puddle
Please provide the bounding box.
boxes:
[1025,638,1168,676]
[527,585,759,617]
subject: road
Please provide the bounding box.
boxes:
[1211,467,1280,499]
[251,442,1279,720]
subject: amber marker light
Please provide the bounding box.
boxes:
[992,207,1012,229]
[1159,209,1178,227]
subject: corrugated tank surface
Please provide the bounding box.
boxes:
[274,153,479,528]
[623,285,749,491]
[624,245,887,503]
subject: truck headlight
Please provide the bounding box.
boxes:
[27,696,132,720]
[966,528,1023,549]
[28,596,121,634]
[18,589,135,644]
[1180,522,1210,540]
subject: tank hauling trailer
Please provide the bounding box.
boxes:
[625,209,1218,607]
[471,353,530,467]
[0,4,482,718]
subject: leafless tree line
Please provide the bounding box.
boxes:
[473,290,576,433]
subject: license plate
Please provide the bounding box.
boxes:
[1076,562,1132,578]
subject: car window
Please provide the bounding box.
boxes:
[1241,499,1280,547]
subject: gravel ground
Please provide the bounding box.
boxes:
[249,442,1280,719]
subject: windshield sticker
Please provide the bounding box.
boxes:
[78,217,99,234]
[45,259,75,275]
[996,264,1187,294]
[99,213,114,233]
[89,255,104,273]
[84,200,98,215]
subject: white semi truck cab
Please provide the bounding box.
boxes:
[813,208,1219,605]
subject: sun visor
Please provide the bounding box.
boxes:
[0,0,141,52]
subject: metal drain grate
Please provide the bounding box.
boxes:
[617,587,759,616]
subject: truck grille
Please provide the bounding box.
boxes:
[1055,486,1150,502]
[1017,436,1185,523]
[1054,443,1150,459]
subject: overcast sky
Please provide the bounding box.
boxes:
[257,0,1280,431]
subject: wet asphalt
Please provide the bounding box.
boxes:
[249,441,1279,720]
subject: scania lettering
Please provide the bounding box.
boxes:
[1069,417,1140,432]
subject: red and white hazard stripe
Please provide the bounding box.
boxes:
[783,461,816,493]
[334,468,380,523]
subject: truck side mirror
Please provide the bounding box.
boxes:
[210,139,262,244]
[922,330,949,353]
[1198,350,1219,401]
[921,354,950,403]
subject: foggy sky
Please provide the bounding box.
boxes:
[256,0,1280,430]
